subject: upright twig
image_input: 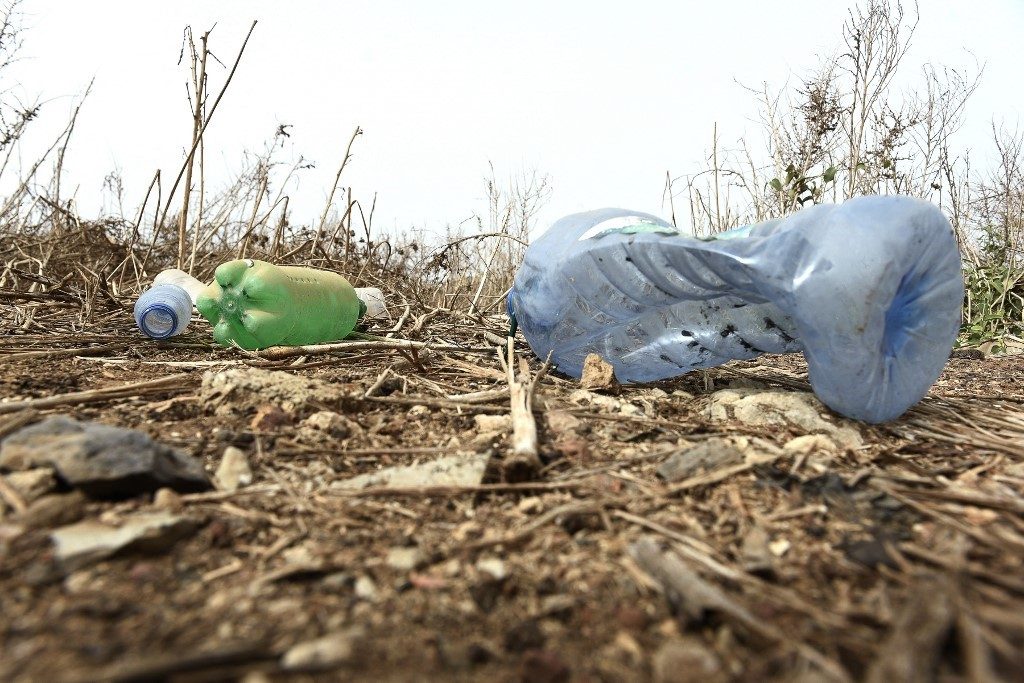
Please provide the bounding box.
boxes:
[177,28,209,270]
[156,20,257,246]
[311,126,363,260]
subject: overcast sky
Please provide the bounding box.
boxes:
[6,0,1023,239]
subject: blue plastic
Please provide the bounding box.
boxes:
[509,195,964,423]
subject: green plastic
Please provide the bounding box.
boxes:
[195,259,365,349]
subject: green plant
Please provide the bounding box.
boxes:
[960,262,1024,350]
[768,163,838,207]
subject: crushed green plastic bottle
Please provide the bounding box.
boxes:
[195,259,366,349]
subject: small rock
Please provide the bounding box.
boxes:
[332,452,490,490]
[580,353,621,395]
[50,511,196,571]
[553,439,591,462]
[568,389,621,410]
[539,594,576,621]
[386,546,426,572]
[783,434,835,455]
[281,628,363,670]
[215,446,253,492]
[353,575,377,600]
[0,416,211,497]
[656,437,744,482]
[301,411,360,438]
[474,414,511,432]
[619,402,643,417]
[706,389,862,448]
[739,525,774,575]
[3,468,58,504]
[16,490,87,529]
[652,638,724,683]
[250,405,294,432]
[201,368,352,416]
[152,487,183,511]
[545,410,582,436]
[476,556,507,581]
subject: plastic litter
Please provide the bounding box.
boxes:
[134,284,194,339]
[195,259,367,349]
[508,195,964,423]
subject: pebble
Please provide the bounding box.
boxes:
[476,556,507,581]
[651,638,725,683]
[215,446,253,492]
[16,490,87,529]
[50,511,197,571]
[3,468,58,504]
[354,575,377,600]
[280,627,363,670]
[580,353,621,395]
[250,405,294,432]
[386,546,426,572]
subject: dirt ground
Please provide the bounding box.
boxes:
[1,315,1023,683]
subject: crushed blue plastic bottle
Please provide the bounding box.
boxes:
[508,195,964,423]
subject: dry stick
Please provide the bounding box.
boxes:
[52,82,93,222]
[253,338,494,361]
[310,126,362,259]
[2,341,128,362]
[153,20,257,263]
[177,28,209,269]
[0,373,193,415]
[328,480,587,499]
[114,170,161,293]
[188,88,208,274]
[324,196,358,261]
[713,120,722,232]
[236,173,268,258]
[0,409,40,439]
[0,83,93,221]
[501,345,544,481]
[269,196,289,258]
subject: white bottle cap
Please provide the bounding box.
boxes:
[354,287,387,318]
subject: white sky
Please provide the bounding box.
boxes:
[6,0,1023,239]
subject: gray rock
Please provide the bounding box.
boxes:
[51,511,196,571]
[0,416,211,498]
[656,437,744,482]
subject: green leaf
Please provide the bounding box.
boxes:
[822,166,837,183]
[769,178,783,192]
